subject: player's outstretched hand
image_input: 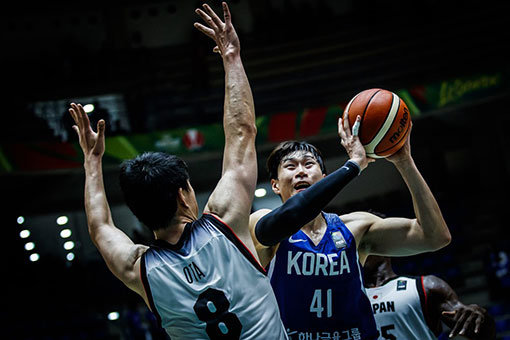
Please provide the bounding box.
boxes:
[338,114,373,171]
[69,103,106,160]
[442,304,489,338]
[194,2,239,58]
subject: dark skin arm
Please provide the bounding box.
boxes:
[424,275,496,339]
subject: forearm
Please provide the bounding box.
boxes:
[223,53,256,140]
[255,161,360,246]
[395,159,451,247]
[84,157,114,240]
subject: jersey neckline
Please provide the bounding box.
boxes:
[152,222,193,251]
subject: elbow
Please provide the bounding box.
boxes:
[429,225,452,251]
[438,222,452,248]
[443,228,452,247]
[235,120,257,138]
[242,118,257,136]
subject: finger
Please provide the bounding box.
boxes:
[195,8,218,32]
[459,312,476,336]
[442,310,456,317]
[450,310,468,337]
[78,104,92,130]
[92,120,105,154]
[97,119,106,141]
[222,2,231,25]
[474,314,483,334]
[352,115,361,137]
[69,108,78,125]
[202,3,224,30]
[193,22,215,39]
[342,113,352,137]
[213,46,221,54]
[70,103,84,129]
[338,117,347,139]
[72,125,82,145]
[71,102,82,123]
[97,119,105,134]
[338,117,347,138]
[442,310,456,315]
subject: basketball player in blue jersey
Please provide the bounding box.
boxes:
[249,116,452,339]
[69,3,288,339]
[363,255,495,340]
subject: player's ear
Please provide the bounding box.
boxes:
[271,179,280,195]
[177,187,190,209]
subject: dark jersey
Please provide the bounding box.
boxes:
[268,212,378,340]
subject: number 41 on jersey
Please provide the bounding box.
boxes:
[310,289,332,318]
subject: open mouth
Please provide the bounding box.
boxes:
[294,182,311,191]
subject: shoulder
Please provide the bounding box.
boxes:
[339,211,381,224]
[422,274,449,289]
[422,274,453,299]
[249,208,273,228]
[339,211,381,238]
[249,209,279,266]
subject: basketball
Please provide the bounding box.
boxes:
[343,88,411,158]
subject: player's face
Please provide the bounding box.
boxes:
[272,150,325,202]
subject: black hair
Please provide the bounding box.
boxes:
[266,141,326,180]
[119,152,190,231]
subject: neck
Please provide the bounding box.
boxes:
[364,261,398,288]
[301,214,325,233]
[301,214,327,246]
[154,215,194,245]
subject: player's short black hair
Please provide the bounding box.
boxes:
[119,152,190,231]
[266,141,326,180]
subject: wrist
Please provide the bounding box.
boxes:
[345,159,361,175]
[347,157,365,173]
[223,50,241,63]
[391,156,415,171]
[84,156,102,170]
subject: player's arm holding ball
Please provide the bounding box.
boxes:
[344,111,451,263]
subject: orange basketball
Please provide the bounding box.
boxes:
[343,88,411,158]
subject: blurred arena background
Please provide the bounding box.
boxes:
[2,0,509,339]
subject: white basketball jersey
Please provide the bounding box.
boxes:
[366,276,436,340]
[141,214,288,340]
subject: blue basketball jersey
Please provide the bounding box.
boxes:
[268,212,378,340]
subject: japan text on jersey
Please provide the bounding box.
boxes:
[366,276,436,340]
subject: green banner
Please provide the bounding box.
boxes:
[1,71,507,172]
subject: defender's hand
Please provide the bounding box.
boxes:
[69,103,105,159]
[443,304,487,338]
[194,2,240,58]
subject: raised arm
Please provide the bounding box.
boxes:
[69,103,148,299]
[356,127,451,259]
[194,3,257,240]
[424,275,496,339]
